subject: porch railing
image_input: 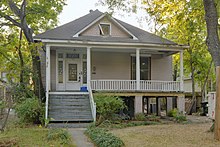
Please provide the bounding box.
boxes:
[91,80,137,91]
[91,80,181,92]
[88,84,96,122]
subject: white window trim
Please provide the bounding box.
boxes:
[99,22,111,36]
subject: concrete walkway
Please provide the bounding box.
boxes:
[68,128,94,147]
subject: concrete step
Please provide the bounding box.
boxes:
[48,122,92,128]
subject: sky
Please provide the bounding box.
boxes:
[58,0,151,32]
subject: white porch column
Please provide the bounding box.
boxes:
[45,44,50,120]
[167,97,173,112]
[180,51,184,91]
[87,47,91,88]
[135,96,143,114]
[177,95,185,114]
[136,48,140,90]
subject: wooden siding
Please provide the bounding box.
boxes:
[81,17,131,38]
[151,55,173,81]
[91,51,131,80]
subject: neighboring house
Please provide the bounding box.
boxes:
[34,10,187,123]
[184,76,207,113]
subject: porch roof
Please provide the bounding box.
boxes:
[34,10,186,48]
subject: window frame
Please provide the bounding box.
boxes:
[99,23,111,36]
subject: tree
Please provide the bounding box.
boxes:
[203,0,220,140]
[0,0,66,102]
[100,0,215,113]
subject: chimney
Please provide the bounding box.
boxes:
[89,9,93,13]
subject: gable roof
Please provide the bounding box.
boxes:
[34,10,177,45]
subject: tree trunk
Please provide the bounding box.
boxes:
[8,0,45,102]
[30,47,45,102]
[17,29,24,84]
[201,60,213,101]
[203,0,220,140]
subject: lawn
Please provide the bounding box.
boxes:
[111,123,220,147]
[0,126,76,147]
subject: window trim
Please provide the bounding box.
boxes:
[99,23,111,36]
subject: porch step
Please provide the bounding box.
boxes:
[48,122,92,128]
[48,94,93,123]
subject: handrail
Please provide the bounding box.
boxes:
[88,84,96,122]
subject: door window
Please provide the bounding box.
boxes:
[68,64,77,81]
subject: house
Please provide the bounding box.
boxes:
[34,10,187,123]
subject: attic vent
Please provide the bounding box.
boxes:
[99,23,111,36]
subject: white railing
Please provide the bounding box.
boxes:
[88,84,96,122]
[91,80,181,92]
[91,80,137,91]
[140,80,180,92]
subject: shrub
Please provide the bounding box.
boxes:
[135,113,146,121]
[175,115,187,123]
[15,98,44,124]
[167,108,178,117]
[85,126,124,147]
[94,95,126,121]
[47,128,72,145]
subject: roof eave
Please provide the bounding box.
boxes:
[35,38,188,51]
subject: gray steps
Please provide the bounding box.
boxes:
[48,123,92,128]
[48,94,93,123]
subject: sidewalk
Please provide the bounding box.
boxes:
[68,128,94,147]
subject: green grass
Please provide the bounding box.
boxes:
[0,126,76,147]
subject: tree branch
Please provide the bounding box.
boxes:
[0,12,21,27]
[9,0,21,17]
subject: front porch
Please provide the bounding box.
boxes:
[43,43,185,121]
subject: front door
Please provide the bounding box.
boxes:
[65,60,81,90]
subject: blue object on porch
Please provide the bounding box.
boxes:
[80,86,88,92]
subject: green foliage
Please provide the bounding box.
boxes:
[94,95,126,120]
[175,115,187,123]
[15,98,44,124]
[98,120,160,129]
[85,126,124,147]
[47,128,72,145]
[134,113,146,121]
[167,108,178,117]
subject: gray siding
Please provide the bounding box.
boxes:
[81,17,130,38]
[91,52,131,80]
[151,55,173,81]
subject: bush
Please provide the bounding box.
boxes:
[167,108,178,117]
[175,115,187,123]
[15,98,44,124]
[47,128,72,145]
[94,95,126,121]
[85,126,124,147]
[135,113,146,121]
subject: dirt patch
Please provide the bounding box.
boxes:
[111,123,220,147]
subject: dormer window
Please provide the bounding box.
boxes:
[99,23,111,36]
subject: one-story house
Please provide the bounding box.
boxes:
[34,9,187,122]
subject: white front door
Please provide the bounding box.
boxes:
[65,60,82,90]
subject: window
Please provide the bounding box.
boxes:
[131,57,151,80]
[99,23,110,36]
[66,53,79,59]
[68,64,78,81]
[83,61,87,84]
